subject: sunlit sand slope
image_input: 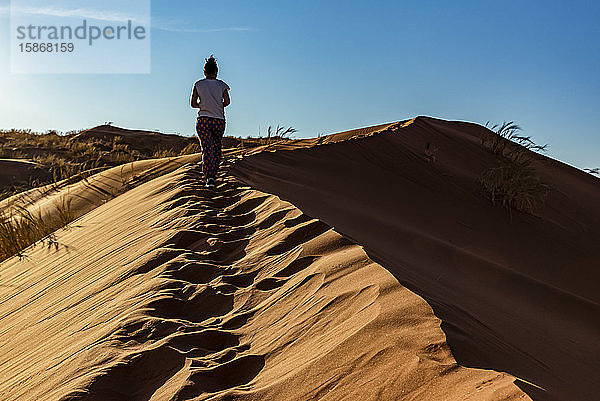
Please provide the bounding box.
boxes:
[0,161,526,400]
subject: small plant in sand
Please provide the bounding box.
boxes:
[54,195,75,228]
[314,132,328,145]
[153,148,178,158]
[584,168,599,176]
[480,121,550,216]
[424,142,439,163]
[244,125,297,146]
[50,160,86,183]
[0,196,76,261]
[482,121,548,161]
[1,207,50,261]
[266,125,297,145]
[480,161,550,216]
[179,142,200,155]
[118,162,138,190]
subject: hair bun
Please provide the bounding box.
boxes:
[204,55,219,76]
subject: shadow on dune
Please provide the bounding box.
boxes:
[173,355,265,400]
[59,345,186,401]
[229,116,600,401]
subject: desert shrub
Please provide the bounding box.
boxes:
[0,198,76,262]
[104,140,138,163]
[179,142,200,155]
[480,161,550,216]
[482,121,522,156]
[34,153,62,165]
[110,151,138,164]
[54,196,75,227]
[480,121,550,216]
[153,148,178,158]
[70,140,99,156]
[266,125,297,144]
[424,142,438,163]
[111,142,129,153]
[482,121,547,161]
[36,131,62,148]
[0,196,75,261]
[49,161,85,183]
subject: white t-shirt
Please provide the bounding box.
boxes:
[193,78,230,120]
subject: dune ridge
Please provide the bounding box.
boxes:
[230,116,600,401]
[0,158,527,400]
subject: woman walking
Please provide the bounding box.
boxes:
[190,55,231,188]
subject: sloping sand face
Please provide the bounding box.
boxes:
[230,116,600,401]
[0,160,527,400]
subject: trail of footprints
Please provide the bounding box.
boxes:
[62,164,330,401]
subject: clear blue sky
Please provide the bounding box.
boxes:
[0,1,598,169]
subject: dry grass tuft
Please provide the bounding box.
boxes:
[266,125,297,145]
[179,143,200,155]
[480,122,550,216]
[0,196,75,262]
[424,142,439,163]
[482,121,547,160]
[153,148,178,158]
[480,162,550,216]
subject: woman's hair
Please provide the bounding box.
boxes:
[204,55,218,77]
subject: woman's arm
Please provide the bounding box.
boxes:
[190,85,200,108]
[223,89,231,107]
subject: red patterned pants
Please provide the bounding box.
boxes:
[196,116,226,178]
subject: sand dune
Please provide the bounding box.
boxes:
[72,125,197,154]
[0,154,201,226]
[0,155,529,399]
[230,116,600,401]
[0,158,51,192]
[72,124,243,154]
[3,116,595,400]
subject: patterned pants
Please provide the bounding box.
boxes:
[196,117,226,179]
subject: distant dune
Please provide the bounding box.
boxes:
[1,117,596,400]
[72,125,197,154]
[73,124,244,153]
[0,125,248,196]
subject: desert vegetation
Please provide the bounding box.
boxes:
[584,167,599,175]
[233,125,297,148]
[0,197,73,262]
[424,141,439,163]
[0,128,198,201]
[265,125,297,145]
[479,121,550,216]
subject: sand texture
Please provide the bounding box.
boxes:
[230,116,600,400]
[2,116,596,400]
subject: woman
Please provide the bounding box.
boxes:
[190,55,231,188]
